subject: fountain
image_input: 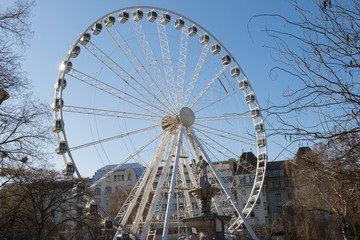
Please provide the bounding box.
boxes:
[182,156,232,240]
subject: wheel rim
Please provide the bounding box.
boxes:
[53,6,267,239]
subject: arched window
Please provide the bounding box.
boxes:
[95,188,101,196]
[105,187,112,195]
[128,173,132,181]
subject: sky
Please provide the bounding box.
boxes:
[2,0,316,176]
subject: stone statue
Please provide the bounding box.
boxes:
[196,155,210,188]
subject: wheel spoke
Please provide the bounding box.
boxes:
[196,112,251,122]
[82,41,169,115]
[186,128,258,238]
[183,44,210,106]
[63,105,162,121]
[156,16,178,111]
[70,124,160,151]
[121,131,171,231]
[178,26,189,108]
[90,130,163,188]
[193,127,257,175]
[68,68,163,116]
[131,18,177,114]
[104,25,174,114]
[193,123,256,145]
[189,65,227,108]
[194,88,241,114]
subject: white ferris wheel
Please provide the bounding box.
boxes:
[52,6,267,240]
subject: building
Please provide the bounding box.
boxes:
[233,152,268,225]
[265,160,291,223]
[92,162,145,211]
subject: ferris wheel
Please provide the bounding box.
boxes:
[52,6,267,240]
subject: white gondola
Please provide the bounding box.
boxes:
[72,182,85,196]
[175,18,184,29]
[116,233,130,240]
[86,200,98,215]
[251,107,261,118]
[147,10,157,22]
[200,33,210,44]
[245,93,255,104]
[52,118,63,133]
[211,44,221,54]
[239,80,248,90]
[161,13,171,24]
[51,98,64,111]
[60,60,72,74]
[257,137,266,148]
[91,22,103,35]
[221,55,231,65]
[250,198,255,204]
[79,33,91,46]
[62,161,74,176]
[133,9,143,21]
[70,45,80,58]
[56,140,67,154]
[54,78,67,90]
[188,25,197,36]
[259,160,265,168]
[255,122,264,133]
[105,15,115,28]
[258,153,267,162]
[102,218,113,230]
[231,67,240,77]
[119,11,129,23]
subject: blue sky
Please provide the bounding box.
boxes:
[2,0,316,175]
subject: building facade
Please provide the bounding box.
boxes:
[92,162,145,212]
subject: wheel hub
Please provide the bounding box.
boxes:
[161,107,195,133]
[179,107,195,127]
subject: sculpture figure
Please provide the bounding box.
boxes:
[196,155,210,188]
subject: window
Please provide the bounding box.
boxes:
[105,199,110,208]
[172,204,177,210]
[273,170,279,177]
[276,206,282,213]
[128,173,132,181]
[275,193,281,201]
[121,175,124,181]
[105,187,112,195]
[162,204,167,211]
[250,175,255,183]
[76,207,83,216]
[240,176,246,184]
[114,175,117,181]
[241,190,246,196]
[274,181,281,189]
[191,202,198,209]
[106,176,110,182]
[95,188,101,196]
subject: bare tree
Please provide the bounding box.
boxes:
[284,145,360,239]
[250,3,360,237]
[251,0,360,146]
[0,168,104,239]
[0,0,52,173]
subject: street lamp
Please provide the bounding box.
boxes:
[0,89,9,105]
